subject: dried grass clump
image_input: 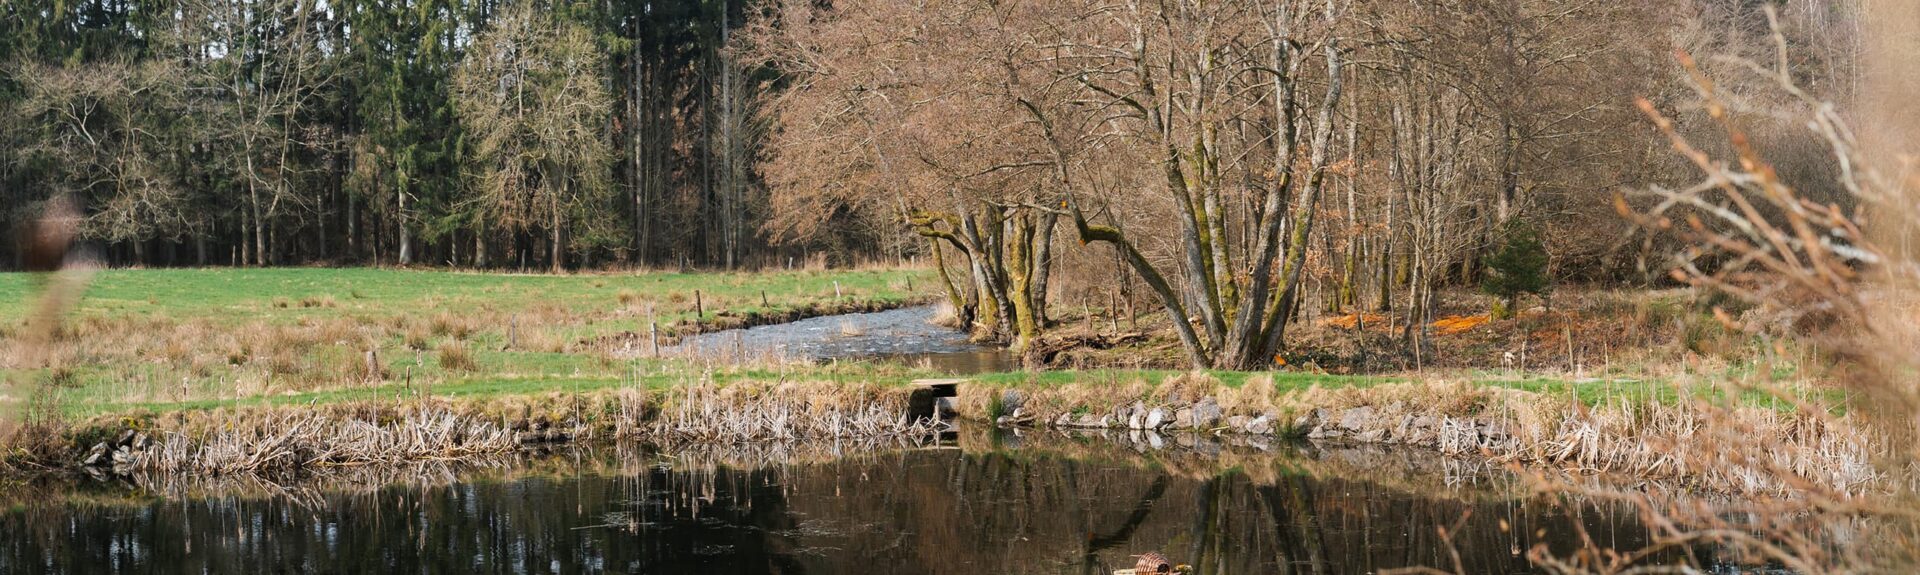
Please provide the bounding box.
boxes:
[403,325,432,351]
[311,318,365,346]
[298,295,337,308]
[132,403,519,475]
[615,289,642,307]
[646,380,939,443]
[928,301,961,328]
[1155,370,1217,404]
[428,312,474,340]
[518,328,569,353]
[437,342,477,372]
[1216,374,1281,415]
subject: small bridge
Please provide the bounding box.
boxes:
[907,378,963,422]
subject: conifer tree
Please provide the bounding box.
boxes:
[1482,220,1550,319]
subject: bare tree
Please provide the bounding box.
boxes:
[454,1,617,273]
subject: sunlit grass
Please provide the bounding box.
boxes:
[1,267,934,416]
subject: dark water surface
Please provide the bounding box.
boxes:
[670,305,1017,374]
[0,430,1727,574]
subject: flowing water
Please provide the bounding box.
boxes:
[0,429,1740,574]
[670,305,1017,374]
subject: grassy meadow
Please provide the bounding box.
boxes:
[0,267,934,416]
[0,267,1838,420]
[0,266,1862,496]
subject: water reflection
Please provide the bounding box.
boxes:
[0,431,1716,574]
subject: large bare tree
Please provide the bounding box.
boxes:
[453,1,617,273]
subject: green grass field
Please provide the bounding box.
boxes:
[1,267,935,416]
[0,267,1837,421]
[0,267,923,326]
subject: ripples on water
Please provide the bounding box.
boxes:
[0,428,1744,574]
[670,305,1017,374]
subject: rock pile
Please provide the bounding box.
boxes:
[81,430,153,475]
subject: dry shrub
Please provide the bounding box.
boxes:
[1585,22,1920,571]
[437,342,477,372]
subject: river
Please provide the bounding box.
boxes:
[0,429,1731,574]
[669,305,1017,374]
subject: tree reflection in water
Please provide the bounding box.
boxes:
[0,429,1720,574]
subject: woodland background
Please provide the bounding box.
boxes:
[0,0,1881,366]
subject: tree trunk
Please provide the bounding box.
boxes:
[397,188,413,266]
[248,177,265,267]
[930,239,973,329]
[551,184,565,273]
[1030,211,1057,325]
[1007,215,1039,352]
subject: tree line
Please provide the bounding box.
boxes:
[0,0,877,271]
[4,0,1867,368]
[747,0,1866,368]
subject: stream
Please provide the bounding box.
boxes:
[0,429,1739,574]
[670,305,1017,374]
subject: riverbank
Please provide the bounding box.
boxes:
[0,267,1879,500]
[961,372,1873,496]
[0,425,1739,574]
[2,363,1872,502]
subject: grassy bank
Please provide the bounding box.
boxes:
[0,267,1872,499]
[7,357,1860,497]
[955,371,1868,496]
[1,266,931,415]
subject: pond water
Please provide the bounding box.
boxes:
[0,429,1736,574]
[671,305,1017,374]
